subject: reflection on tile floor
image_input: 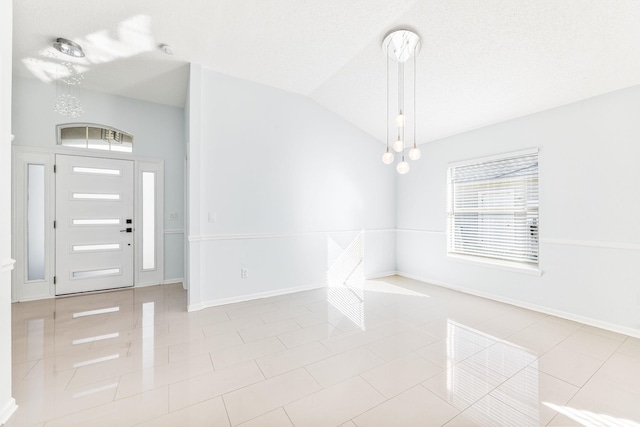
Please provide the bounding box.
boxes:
[7,276,640,426]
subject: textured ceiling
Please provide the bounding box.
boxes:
[12,0,640,144]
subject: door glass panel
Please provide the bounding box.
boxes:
[72,218,120,225]
[72,167,121,175]
[27,164,46,281]
[142,172,155,270]
[72,193,120,200]
[72,243,120,252]
[72,268,120,279]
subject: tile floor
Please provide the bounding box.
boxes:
[7,276,640,426]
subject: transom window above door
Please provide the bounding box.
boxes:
[57,123,133,153]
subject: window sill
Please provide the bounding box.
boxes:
[447,253,542,276]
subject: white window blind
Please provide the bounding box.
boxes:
[447,150,539,265]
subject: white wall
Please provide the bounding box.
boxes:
[11,77,185,282]
[397,85,640,335]
[187,65,396,309]
[0,0,17,423]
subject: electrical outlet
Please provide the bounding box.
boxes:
[169,212,178,221]
[208,212,217,223]
[241,268,248,279]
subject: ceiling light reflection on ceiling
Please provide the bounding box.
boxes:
[82,15,154,65]
[22,14,155,84]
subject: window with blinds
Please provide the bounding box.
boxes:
[447,150,539,265]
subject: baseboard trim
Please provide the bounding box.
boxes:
[393,271,640,339]
[163,278,184,285]
[187,302,203,312]
[0,398,18,425]
[134,281,162,289]
[187,282,327,312]
[364,271,398,280]
[14,294,55,303]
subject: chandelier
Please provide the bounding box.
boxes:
[54,62,84,118]
[381,30,421,174]
[53,38,85,118]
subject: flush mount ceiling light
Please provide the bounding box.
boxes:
[159,44,175,55]
[381,29,422,174]
[53,37,85,58]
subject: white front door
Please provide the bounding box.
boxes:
[55,155,134,295]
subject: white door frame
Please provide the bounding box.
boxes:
[11,145,164,301]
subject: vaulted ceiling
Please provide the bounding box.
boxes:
[12,0,640,144]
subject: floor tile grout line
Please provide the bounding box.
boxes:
[560,333,629,400]
[334,373,391,424]
[252,357,268,380]
[281,405,296,427]
[220,393,233,427]
[419,382,472,426]
[222,366,323,426]
[479,361,555,424]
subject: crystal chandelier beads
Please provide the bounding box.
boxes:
[54,61,84,118]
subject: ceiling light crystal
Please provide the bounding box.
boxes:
[54,94,84,118]
[54,62,84,118]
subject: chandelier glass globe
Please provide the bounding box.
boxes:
[393,137,403,152]
[382,149,394,165]
[409,146,421,161]
[397,160,410,174]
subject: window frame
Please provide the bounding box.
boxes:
[446,148,540,275]
[56,123,134,153]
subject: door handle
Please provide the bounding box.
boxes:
[120,228,133,233]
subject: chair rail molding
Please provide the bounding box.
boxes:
[0,258,15,273]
